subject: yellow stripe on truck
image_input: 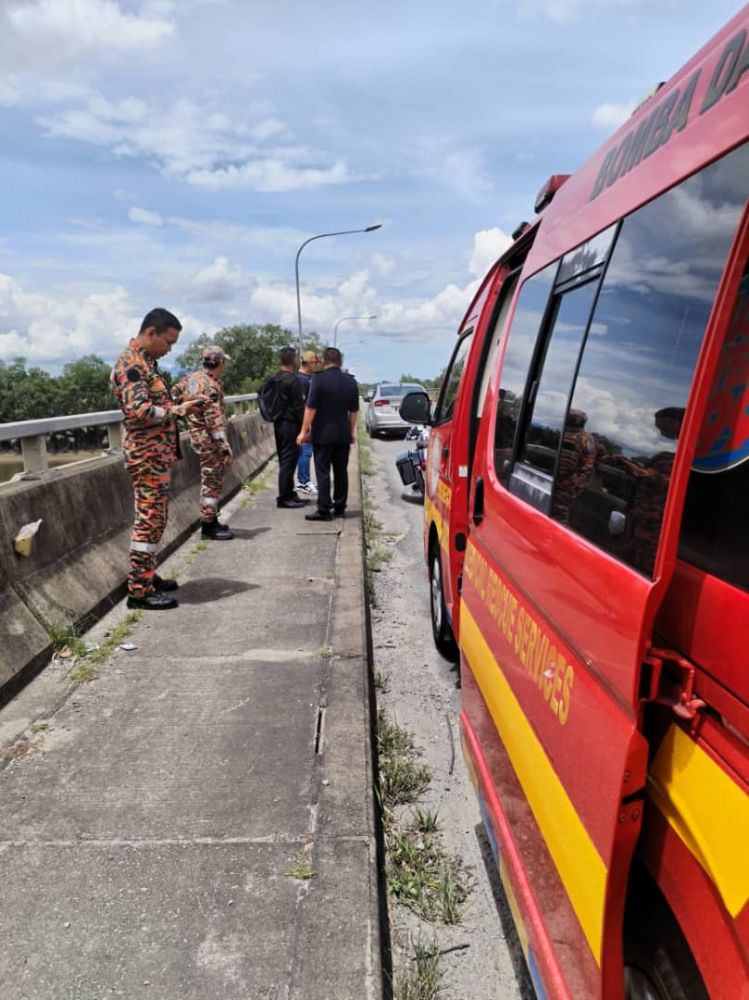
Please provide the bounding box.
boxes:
[649,724,749,918]
[461,601,607,964]
[424,494,449,551]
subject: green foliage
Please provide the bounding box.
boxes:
[0,355,114,450]
[175,325,325,394]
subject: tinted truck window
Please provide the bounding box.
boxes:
[495,263,556,480]
[552,141,749,576]
[680,260,749,590]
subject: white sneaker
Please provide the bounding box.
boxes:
[299,481,318,495]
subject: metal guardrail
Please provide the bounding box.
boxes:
[0,393,258,478]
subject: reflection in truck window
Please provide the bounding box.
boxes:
[434,331,474,424]
[494,263,556,481]
[552,140,749,577]
[680,260,749,590]
[520,279,599,476]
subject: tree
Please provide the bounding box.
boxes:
[57,355,115,449]
[175,325,325,394]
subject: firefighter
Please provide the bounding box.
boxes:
[111,307,201,611]
[172,345,234,540]
[553,408,596,524]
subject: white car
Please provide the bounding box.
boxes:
[365,382,425,437]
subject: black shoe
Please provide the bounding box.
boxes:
[201,520,234,540]
[334,509,345,518]
[277,498,306,509]
[127,592,178,611]
[305,509,333,521]
[153,573,179,592]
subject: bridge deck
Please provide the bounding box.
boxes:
[0,452,382,1000]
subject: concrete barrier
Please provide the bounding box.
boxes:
[0,412,275,696]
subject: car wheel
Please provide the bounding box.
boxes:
[429,544,458,662]
[624,871,707,1000]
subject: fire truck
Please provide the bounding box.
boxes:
[400,8,749,998]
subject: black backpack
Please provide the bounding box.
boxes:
[257,374,285,422]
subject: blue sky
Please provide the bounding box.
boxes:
[0,0,743,383]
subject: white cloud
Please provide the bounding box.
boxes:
[38,93,362,192]
[129,207,164,226]
[7,0,174,56]
[186,159,354,192]
[469,228,513,278]
[189,256,250,302]
[0,1,174,106]
[517,0,646,23]
[0,273,137,364]
[592,101,636,130]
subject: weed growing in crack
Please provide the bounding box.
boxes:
[386,823,469,924]
[46,619,87,657]
[377,713,431,809]
[284,853,315,880]
[394,934,443,1000]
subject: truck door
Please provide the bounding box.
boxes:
[463,140,749,999]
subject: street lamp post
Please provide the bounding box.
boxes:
[294,225,381,358]
[333,314,378,348]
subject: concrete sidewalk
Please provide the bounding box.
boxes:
[0,452,384,1000]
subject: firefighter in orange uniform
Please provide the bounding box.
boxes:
[111,308,201,611]
[172,345,234,540]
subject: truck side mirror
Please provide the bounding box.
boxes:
[399,391,431,425]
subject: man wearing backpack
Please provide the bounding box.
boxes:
[270,346,307,509]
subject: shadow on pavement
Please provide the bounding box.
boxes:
[226,526,272,540]
[177,578,259,604]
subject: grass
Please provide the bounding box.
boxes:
[375,713,470,925]
[373,668,390,693]
[376,713,431,811]
[359,436,375,476]
[386,823,469,924]
[46,618,87,658]
[86,611,142,666]
[29,722,49,735]
[319,645,334,659]
[394,935,443,1000]
[241,467,272,505]
[284,853,315,880]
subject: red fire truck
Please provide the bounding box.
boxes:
[401,8,749,998]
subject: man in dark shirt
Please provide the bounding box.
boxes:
[297,347,359,521]
[274,346,306,509]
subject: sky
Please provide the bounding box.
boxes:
[0,0,744,385]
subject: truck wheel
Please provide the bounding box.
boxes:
[429,545,458,662]
[624,871,707,1000]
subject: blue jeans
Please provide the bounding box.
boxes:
[297,442,313,484]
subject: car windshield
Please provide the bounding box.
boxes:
[380,384,422,396]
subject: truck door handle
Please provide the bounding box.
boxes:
[473,476,485,526]
[442,446,449,459]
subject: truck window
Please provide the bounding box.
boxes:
[680,258,749,590]
[551,140,749,577]
[433,330,474,424]
[518,278,599,479]
[494,263,556,482]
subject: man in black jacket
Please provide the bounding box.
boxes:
[274,346,307,509]
[297,347,359,521]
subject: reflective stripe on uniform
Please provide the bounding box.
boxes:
[131,540,158,553]
[153,405,166,421]
[212,431,226,440]
[202,496,219,507]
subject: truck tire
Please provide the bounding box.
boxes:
[429,545,458,662]
[624,870,708,1000]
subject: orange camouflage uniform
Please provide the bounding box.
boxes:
[111,340,180,598]
[172,369,231,522]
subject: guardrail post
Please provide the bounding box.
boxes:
[20,434,48,474]
[106,422,123,451]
